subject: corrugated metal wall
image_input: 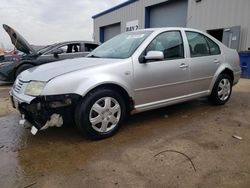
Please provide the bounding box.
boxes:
[149,0,188,28]
[187,0,250,51]
[102,23,121,42]
[93,0,250,51]
[93,0,171,42]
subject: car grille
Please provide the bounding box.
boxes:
[14,79,24,94]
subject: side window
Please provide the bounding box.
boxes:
[48,43,81,55]
[205,37,221,55]
[57,45,68,53]
[146,31,184,60]
[65,44,80,53]
[186,31,210,57]
[85,43,98,52]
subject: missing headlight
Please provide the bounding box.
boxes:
[49,98,72,108]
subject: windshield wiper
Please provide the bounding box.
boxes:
[87,55,101,58]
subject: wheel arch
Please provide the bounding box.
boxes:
[220,68,234,82]
[209,65,234,92]
[82,83,135,113]
[14,61,36,77]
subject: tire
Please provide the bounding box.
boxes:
[209,74,232,105]
[75,88,126,139]
[15,64,34,78]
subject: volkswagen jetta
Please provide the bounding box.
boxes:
[10,28,241,139]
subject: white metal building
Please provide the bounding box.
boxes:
[92,0,250,51]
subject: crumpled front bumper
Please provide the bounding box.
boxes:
[10,89,81,130]
[10,88,35,105]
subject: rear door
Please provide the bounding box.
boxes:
[185,31,222,94]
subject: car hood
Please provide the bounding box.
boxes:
[3,24,36,55]
[18,57,122,82]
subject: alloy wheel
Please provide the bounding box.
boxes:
[218,78,231,101]
[89,97,121,133]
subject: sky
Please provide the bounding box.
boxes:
[0,0,124,50]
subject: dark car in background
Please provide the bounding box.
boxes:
[0,24,99,82]
[0,50,20,64]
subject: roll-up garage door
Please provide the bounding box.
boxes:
[101,23,121,42]
[147,0,188,28]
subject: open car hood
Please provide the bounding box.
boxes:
[3,24,36,55]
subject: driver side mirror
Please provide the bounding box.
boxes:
[140,51,164,63]
[52,48,64,58]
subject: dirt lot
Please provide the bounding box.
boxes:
[0,79,250,188]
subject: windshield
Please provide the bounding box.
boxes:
[88,31,152,59]
[37,43,58,54]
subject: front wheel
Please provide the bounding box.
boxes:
[209,74,232,105]
[75,88,126,139]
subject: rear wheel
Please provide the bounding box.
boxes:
[209,74,232,105]
[15,64,34,78]
[75,88,126,139]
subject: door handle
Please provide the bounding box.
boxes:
[213,59,220,64]
[179,63,189,69]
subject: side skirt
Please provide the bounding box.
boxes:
[131,90,210,114]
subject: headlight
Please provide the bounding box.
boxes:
[25,81,46,96]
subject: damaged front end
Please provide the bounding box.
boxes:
[16,94,81,134]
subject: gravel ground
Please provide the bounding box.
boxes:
[0,79,250,188]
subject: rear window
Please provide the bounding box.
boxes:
[206,37,221,55]
[186,31,221,57]
[85,43,98,52]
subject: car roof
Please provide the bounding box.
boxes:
[129,27,211,39]
[56,41,99,45]
[134,27,204,33]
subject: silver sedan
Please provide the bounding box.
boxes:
[10,27,241,139]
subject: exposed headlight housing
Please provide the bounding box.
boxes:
[25,81,46,96]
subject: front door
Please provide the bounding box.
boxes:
[37,43,87,64]
[133,31,190,108]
